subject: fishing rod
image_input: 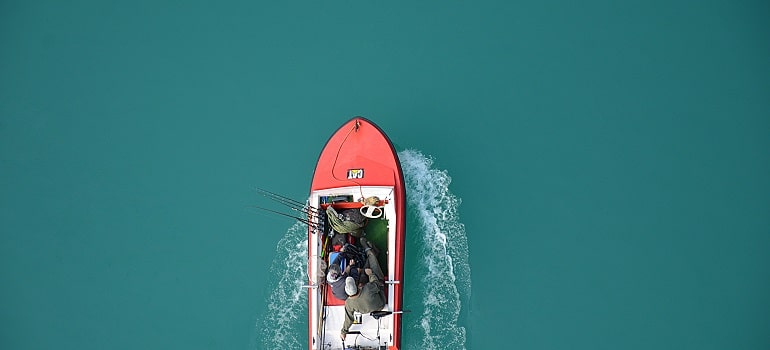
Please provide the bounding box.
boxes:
[255,192,320,220]
[255,187,309,210]
[247,205,319,228]
[255,187,317,213]
[259,192,317,216]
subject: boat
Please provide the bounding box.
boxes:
[306,117,406,350]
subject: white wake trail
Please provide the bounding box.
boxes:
[257,150,471,349]
[400,149,472,350]
[257,222,308,349]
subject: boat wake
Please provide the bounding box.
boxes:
[399,149,471,350]
[256,222,308,349]
[256,150,471,349]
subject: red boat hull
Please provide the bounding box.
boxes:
[308,117,406,350]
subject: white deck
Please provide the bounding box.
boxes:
[308,186,398,350]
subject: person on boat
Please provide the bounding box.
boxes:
[326,250,361,301]
[340,237,386,341]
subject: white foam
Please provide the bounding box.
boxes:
[257,222,308,349]
[257,150,471,349]
[399,149,472,350]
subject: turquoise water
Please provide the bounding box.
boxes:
[2,1,769,349]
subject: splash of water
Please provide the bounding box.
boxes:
[257,222,308,349]
[399,149,471,350]
[257,150,471,349]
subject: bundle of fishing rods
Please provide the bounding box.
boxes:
[250,187,324,231]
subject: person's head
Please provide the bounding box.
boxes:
[345,277,358,296]
[327,264,342,283]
